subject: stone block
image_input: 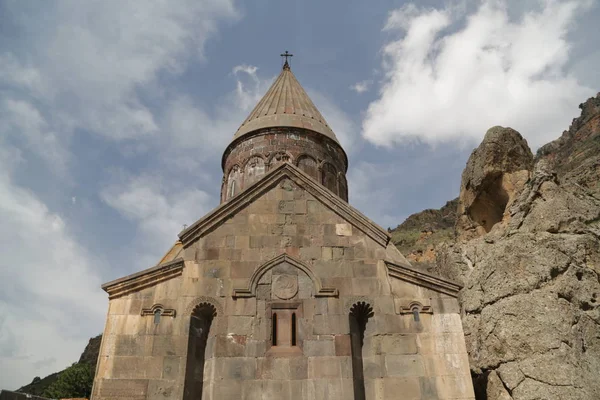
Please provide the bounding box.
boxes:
[431,296,461,314]
[146,380,180,400]
[423,353,471,377]
[214,335,246,357]
[417,333,467,354]
[111,356,163,379]
[289,356,308,380]
[278,200,295,213]
[367,334,418,356]
[297,274,313,299]
[257,357,291,380]
[307,200,320,213]
[435,374,474,399]
[384,354,425,377]
[226,297,257,316]
[335,223,352,236]
[162,356,181,380]
[211,380,242,399]
[152,335,187,357]
[95,378,148,399]
[235,235,250,249]
[295,200,307,214]
[352,262,377,278]
[214,357,257,380]
[256,284,271,300]
[303,339,335,356]
[262,380,291,399]
[245,339,267,357]
[227,316,254,335]
[334,334,352,356]
[299,246,321,260]
[351,278,382,296]
[308,356,341,379]
[363,355,385,378]
[313,314,349,335]
[241,380,263,400]
[431,313,463,333]
[115,334,153,357]
[322,246,333,261]
[382,377,421,400]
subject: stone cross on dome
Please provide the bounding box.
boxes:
[280,50,293,69]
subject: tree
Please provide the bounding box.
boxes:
[43,362,93,399]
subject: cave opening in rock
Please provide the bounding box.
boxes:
[468,174,509,233]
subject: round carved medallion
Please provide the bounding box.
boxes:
[272,275,298,300]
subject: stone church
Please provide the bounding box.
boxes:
[92,58,475,400]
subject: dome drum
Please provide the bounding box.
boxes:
[221,127,348,203]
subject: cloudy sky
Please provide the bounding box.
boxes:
[1,0,598,389]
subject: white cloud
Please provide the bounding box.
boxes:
[0,0,241,389]
[350,80,372,93]
[0,0,239,172]
[0,151,105,389]
[101,175,214,269]
[363,0,595,149]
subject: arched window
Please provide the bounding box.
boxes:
[297,155,318,180]
[338,173,348,201]
[321,162,338,194]
[229,180,236,198]
[153,309,162,325]
[244,156,266,187]
[349,302,374,400]
[412,306,420,322]
[226,166,241,201]
[183,303,217,400]
[272,313,278,346]
[269,306,299,350]
[291,313,297,346]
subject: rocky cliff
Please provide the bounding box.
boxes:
[394,92,600,400]
[17,335,101,396]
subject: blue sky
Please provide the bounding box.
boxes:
[1,0,598,389]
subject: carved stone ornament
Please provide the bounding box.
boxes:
[398,301,432,315]
[141,304,176,318]
[273,275,298,300]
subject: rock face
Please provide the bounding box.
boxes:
[17,335,101,396]
[456,127,533,241]
[537,93,600,197]
[398,93,600,400]
[390,198,458,269]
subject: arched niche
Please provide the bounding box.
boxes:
[321,162,338,195]
[338,172,348,201]
[296,154,319,181]
[349,301,374,400]
[244,155,266,188]
[225,165,241,201]
[182,300,218,400]
[232,254,338,298]
[268,151,293,170]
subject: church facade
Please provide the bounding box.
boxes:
[91,60,475,400]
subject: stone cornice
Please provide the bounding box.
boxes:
[385,260,462,298]
[101,258,184,300]
[179,163,391,248]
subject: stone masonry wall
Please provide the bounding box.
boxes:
[221,128,348,202]
[92,178,473,400]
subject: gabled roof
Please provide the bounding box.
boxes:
[179,163,391,247]
[232,64,340,145]
[385,260,462,297]
[101,258,184,299]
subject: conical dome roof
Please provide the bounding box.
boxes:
[233,64,340,144]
